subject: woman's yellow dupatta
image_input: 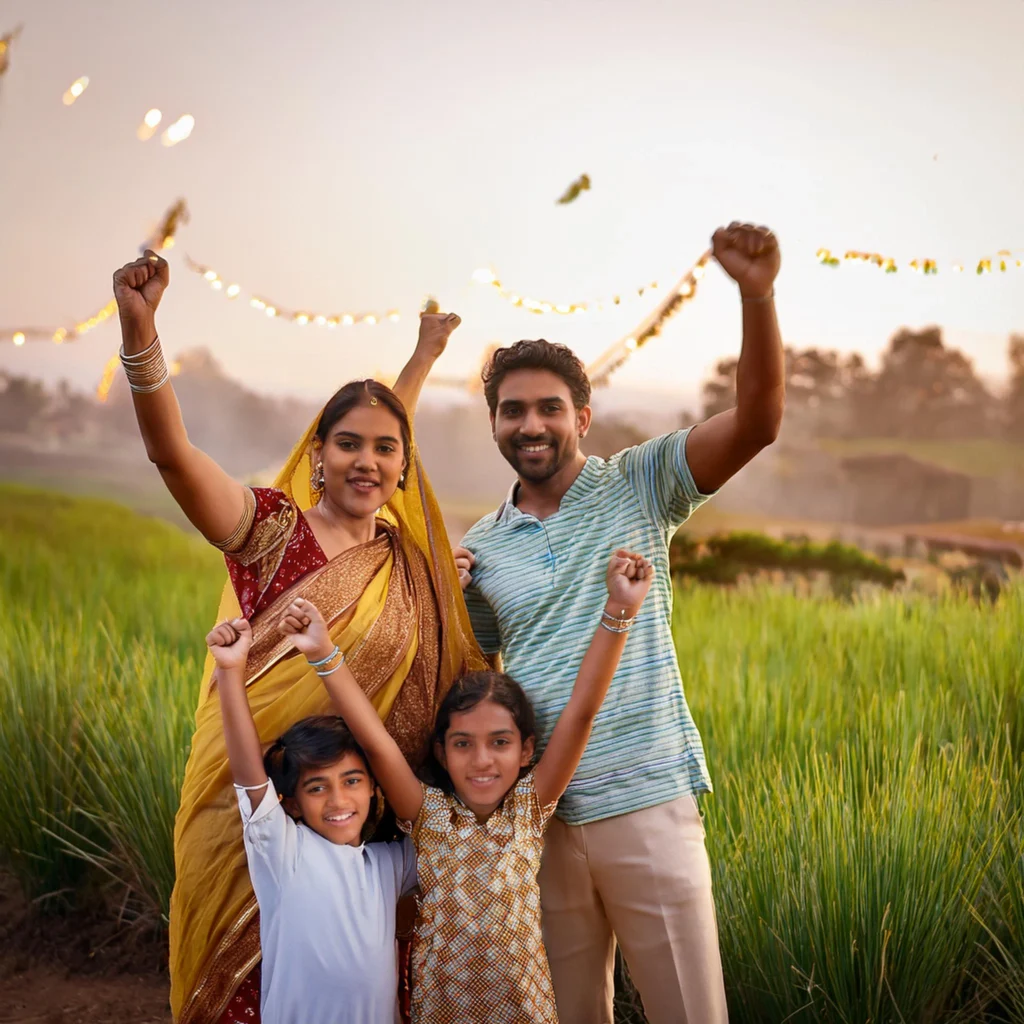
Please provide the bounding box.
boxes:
[170,413,485,1023]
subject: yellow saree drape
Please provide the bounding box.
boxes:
[169,414,485,1024]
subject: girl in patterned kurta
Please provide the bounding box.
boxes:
[276,549,655,1023]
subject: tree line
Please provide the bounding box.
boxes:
[702,328,1024,441]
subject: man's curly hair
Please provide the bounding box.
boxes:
[481,339,592,416]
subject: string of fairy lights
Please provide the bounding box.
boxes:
[587,252,711,387]
[469,266,664,316]
[184,256,402,328]
[7,230,1023,397]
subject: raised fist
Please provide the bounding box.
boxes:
[277,597,332,660]
[206,618,253,670]
[113,249,169,328]
[711,223,780,299]
[416,311,462,361]
[605,549,655,616]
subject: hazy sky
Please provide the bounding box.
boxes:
[2,0,1023,407]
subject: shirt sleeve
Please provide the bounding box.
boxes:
[616,427,716,532]
[463,582,502,655]
[516,770,559,838]
[222,487,302,617]
[393,837,418,898]
[236,780,298,898]
[397,783,446,845]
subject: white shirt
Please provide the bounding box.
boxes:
[237,782,417,1024]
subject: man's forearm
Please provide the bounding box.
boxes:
[734,295,785,446]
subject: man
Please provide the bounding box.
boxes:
[453,223,783,1024]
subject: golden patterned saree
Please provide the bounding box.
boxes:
[169,414,485,1024]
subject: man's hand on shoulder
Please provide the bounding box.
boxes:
[454,546,475,591]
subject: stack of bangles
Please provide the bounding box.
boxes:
[308,645,346,676]
[119,337,169,394]
[600,609,637,634]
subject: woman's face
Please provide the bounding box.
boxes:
[319,403,407,518]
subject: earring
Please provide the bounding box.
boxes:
[310,462,325,503]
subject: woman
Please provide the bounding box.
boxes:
[112,250,485,1023]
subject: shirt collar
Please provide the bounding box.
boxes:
[495,457,602,524]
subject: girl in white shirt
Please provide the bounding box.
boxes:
[206,617,416,1024]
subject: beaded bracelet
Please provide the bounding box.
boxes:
[600,620,633,634]
[601,610,637,627]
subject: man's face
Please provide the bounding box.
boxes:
[491,369,591,483]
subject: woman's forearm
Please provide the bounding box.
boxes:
[121,316,192,469]
[392,350,434,419]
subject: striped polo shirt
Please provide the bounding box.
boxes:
[461,428,714,826]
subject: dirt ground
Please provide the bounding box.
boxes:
[0,874,170,1024]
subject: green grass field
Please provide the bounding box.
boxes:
[1,484,1022,1023]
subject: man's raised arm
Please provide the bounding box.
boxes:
[686,222,784,495]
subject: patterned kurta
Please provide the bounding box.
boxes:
[400,771,559,1023]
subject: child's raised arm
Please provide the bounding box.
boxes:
[533,550,654,808]
[278,597,424,824]
[207,619,268,811]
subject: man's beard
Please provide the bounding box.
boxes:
[499,434,575,483]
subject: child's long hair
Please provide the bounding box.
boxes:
[422,671,537,794]
[264,715,385,839]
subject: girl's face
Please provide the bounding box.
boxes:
[283,751,375,847]
[319,403,407,520]
[436,699,535,821]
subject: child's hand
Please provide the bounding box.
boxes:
[277,597,333,661]
[206,618,252,670]
[605,550,655,616]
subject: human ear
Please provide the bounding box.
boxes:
[520,736,536,766]
[576,405,592,439]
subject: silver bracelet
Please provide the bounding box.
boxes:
[120,336,170,393]
[308,645,341,668]
[126,370,170,394]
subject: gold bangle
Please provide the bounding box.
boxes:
[213,487,257,553]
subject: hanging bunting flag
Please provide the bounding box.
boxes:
[817,247,1023,276]
[556,173,591,205]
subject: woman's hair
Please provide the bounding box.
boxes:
[316,379,412,487]
[263,715,371,799]
[422,671,537,793]
[481,339,592,416]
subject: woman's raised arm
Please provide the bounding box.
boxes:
[113,251,247,546]
[391,312,462,418]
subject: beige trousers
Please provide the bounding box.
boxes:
[539,794,728,1024]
